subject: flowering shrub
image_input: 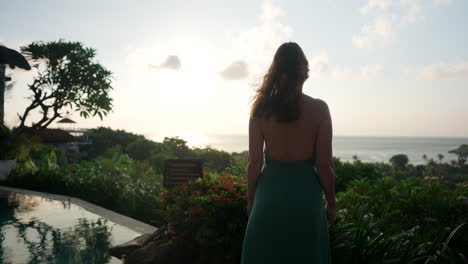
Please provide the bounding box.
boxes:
[159,172,248,263]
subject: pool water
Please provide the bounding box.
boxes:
[0,189,142,264]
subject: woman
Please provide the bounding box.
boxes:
[241,42,335,264]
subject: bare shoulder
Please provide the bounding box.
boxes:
[249,115,264,128]
[301,94,329,112]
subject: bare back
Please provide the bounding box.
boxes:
[257,93,333,166]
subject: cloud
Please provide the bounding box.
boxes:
[332,66,354,80]
[224,2,332,82]
[227,2,293,69]
[308,54,329,78]
[352,16,397,49]
[331,65,384,80]
[410,62,468,80]
[149,55,181,71]
[361,64,384,80]
[433,0,452,6]
[360,0,393,14]
[400,0,425,24]
[220,61,249,80]
[354,0,451,49]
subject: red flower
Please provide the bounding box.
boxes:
[210,185,217,190]
[223,181,234,189]
[179,184,186,191]
[197,207,203,213]
[180,232,186,239]
[191,190,200,195]
[343,233,348,241]
[212,195,233,202]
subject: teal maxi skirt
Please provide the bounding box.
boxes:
[241,152,331,264]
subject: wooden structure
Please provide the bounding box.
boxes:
[57,117,76,125]
[163,158,203,188]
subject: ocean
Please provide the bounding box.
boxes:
[188,135,468,165]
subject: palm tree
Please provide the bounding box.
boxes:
[437,153,444,163]
[0,45,31,126]
[422,154,428,162]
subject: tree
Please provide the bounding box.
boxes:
[389,154,409,169]
[126,138,158,161]
[437,153,444,163]
[193,146,233,173]
[163,136,192,158]
[449,144,468,167]
[16,40,113,131]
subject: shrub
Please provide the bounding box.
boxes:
[336,176,468,260]
[333,158,384,193]
[330,214,467,264]
[159,172,247,264]
[5,151,165,227]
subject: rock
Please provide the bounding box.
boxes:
[125,241,183,264]
[109,226,177,262]
[109,226,164,258]
[0,159,16,181]
[109,233,152,259]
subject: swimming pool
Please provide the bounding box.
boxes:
[0,186,153,264]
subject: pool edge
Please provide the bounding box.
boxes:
[0,185,158,235]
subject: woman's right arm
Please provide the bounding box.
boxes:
[315,101,336,209]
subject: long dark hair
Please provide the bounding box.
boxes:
[250,42,309,122]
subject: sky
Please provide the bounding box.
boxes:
[1,0,468,146]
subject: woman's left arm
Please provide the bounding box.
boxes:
[247,117,264,217]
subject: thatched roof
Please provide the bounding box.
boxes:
[57,118,76,124]
[0,45,31,70]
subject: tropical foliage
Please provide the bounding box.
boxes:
[82,127,243,174]
[1,128,467,263]
[5,147,165,226]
